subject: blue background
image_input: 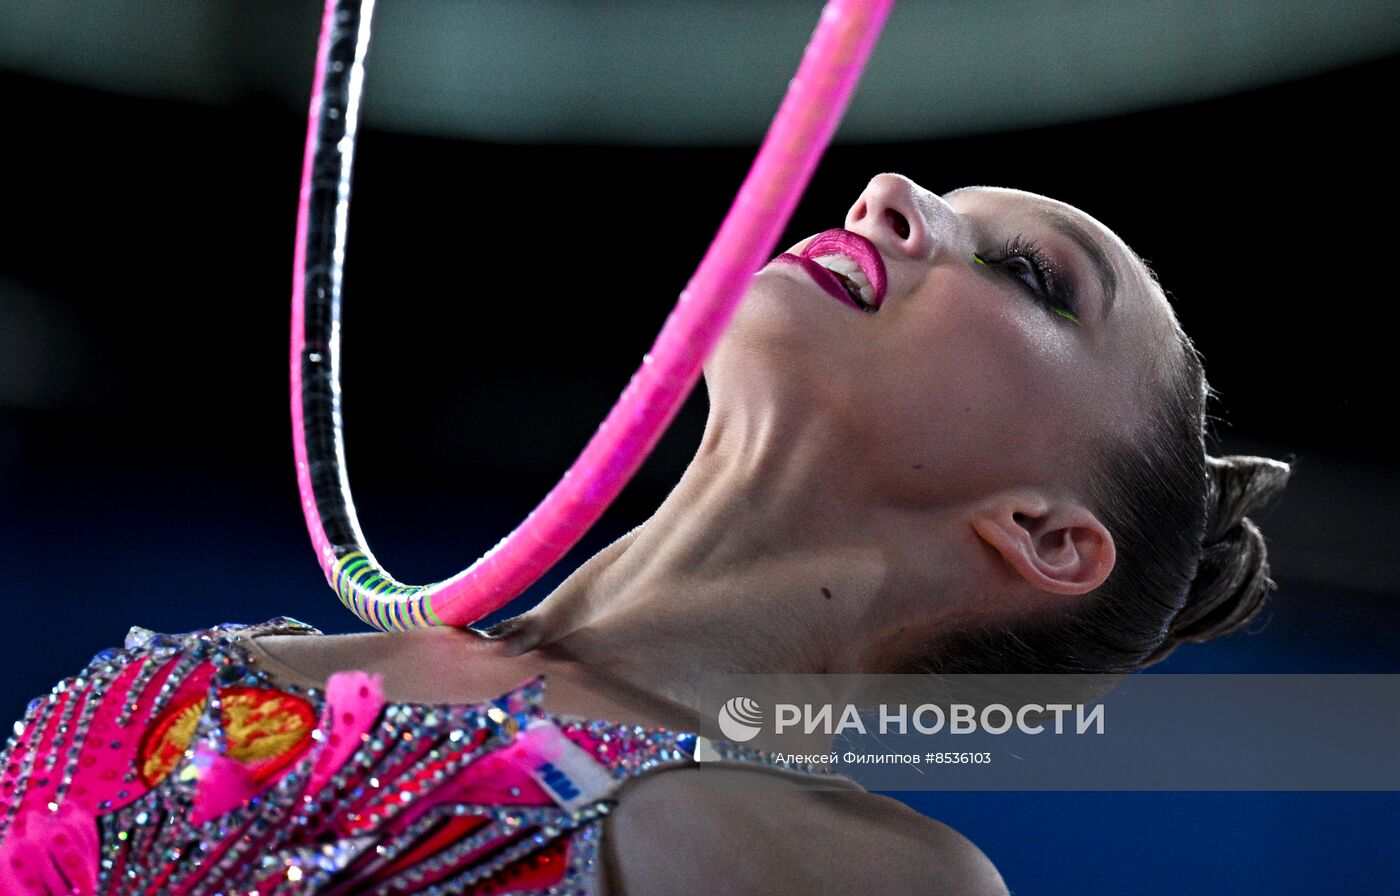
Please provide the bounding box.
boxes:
[2,20,1397,894]
[3,445,1395,894]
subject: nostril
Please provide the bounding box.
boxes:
[850,199,868,222]
[885,209,911,240]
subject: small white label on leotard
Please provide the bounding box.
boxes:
[512,718,620,813]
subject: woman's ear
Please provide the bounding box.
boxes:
[969,493,1115,596]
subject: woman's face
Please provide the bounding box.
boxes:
[706,174,1180,511]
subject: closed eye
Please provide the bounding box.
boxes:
[974,240,1080,326]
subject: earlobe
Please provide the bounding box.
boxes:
[970,495,1116,597]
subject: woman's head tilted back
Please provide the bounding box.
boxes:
[713,174,1290,675]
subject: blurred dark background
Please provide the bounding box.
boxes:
[2,1,1397,893]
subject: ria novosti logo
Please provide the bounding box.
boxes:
[716,696,1105,738]
[716,696,764,742]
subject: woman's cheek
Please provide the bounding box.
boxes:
[916,301,1079,440]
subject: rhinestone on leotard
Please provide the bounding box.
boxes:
[1,618,859,893]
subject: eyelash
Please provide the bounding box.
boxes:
[974,237,1081,326]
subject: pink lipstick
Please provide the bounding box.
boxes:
[802,230,887,307]
[771,229,888,313]
[773,253,869,312]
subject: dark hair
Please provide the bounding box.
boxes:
[902,284,1292,675]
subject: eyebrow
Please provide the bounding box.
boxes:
[1039,210,1119,319]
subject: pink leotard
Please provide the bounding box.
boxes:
[0,619,860,894]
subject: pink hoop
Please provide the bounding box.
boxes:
[292,0,895,629]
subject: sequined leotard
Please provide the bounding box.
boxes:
[0,619,861,894]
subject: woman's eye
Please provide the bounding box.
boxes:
[974,251,1080,326]
[974,251,1045,294]
[1002,256,1044,293]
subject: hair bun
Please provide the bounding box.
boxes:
[1171,455,1292,643]
[1201,455,1292,543]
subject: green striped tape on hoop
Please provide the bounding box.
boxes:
[332,551,442,631]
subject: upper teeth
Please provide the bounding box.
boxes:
[813,254,875,308]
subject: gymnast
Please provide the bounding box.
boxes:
[0,173,1289,895]
[0,1,1291,892]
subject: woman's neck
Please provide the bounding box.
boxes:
[485,407,965,728]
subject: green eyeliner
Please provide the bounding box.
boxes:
[973,252,1080,326]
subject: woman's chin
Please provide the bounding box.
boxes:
[712,285,835,373]
[704,270,870,402]
[735,265,868,339]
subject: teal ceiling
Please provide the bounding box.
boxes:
[2,0,1396,143]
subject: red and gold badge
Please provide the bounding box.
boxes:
[139,687,316,787]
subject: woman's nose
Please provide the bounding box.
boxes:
[844,173,955,261]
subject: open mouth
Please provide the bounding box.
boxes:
[810,255,877,310]
[772,253,873,313]
[799,229,888,311]
[770,229,889,314]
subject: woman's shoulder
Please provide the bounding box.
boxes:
[603,763,1008,896]
[116,617,324,658]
